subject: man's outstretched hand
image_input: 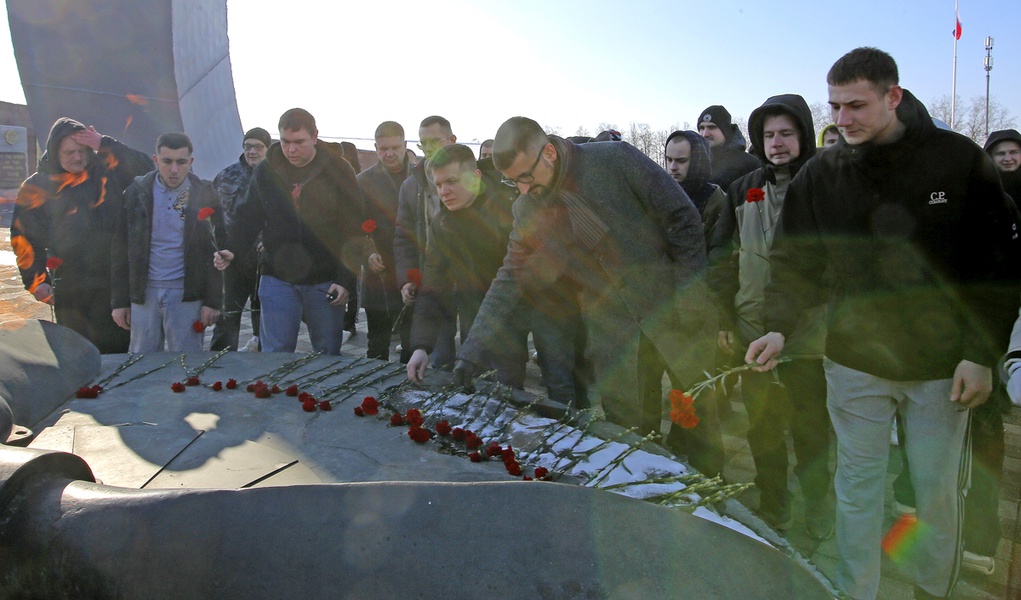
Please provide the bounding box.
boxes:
[451,359,477,392]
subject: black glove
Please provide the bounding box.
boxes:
[451,359,477,392]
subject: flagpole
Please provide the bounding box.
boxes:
[951,0,959,128]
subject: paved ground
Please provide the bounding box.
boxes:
[1,215,1018,599]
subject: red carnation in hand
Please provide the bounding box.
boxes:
[226,379,238,389]
[361,219,378,234]
[435,420,452,436]
[211,381,223,391]
[465,433,483,450]
[468,451,483,462]
[746,188,765,203]
[486,442,502,458]
[302,399,318,412]
[197,207,215,221]
[185,376,200,386]
[506,461,522,476]
[390,412,406,426]
[407,268,423,288]
[192,320,206,333]
[676,412,700,429]
[318,400,332,411]
[408,426,431,443]
[354,406,365,416]
[534,467,550,480]
[669,389,699,429]
[171,382,186,393]
[46,256,64,271]
[451,427,466,441]
[361,396,380,416]
[405,408,423,427]
[285,385,299,396]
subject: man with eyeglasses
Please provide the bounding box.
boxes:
[209,127,271,351]
[455,116,717,436]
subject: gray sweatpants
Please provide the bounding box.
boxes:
[824,358,970,600]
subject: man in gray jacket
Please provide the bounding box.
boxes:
[456,117,717,438]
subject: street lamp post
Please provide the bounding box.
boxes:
[985,36,994,138]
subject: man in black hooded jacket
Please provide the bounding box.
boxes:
[696,105,761,191]
[11,117,153,353]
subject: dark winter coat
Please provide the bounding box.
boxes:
[357,159,412,313]
[226,140,365,291]
[709,127,761,191]
[212,155,261,272]
[111,172,224,309]
[11,117,153,297]
[460,137,718,401]
[764,89,1021,380]
[409,187,514,354]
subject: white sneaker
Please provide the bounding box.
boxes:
[961,550,995,575]
[240,336,260,352]
[893,501,916,517]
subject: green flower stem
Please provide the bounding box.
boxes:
[104,355,177,391]
[587,430,660,487]
[94,354,144,388]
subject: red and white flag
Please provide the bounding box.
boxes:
[954,9,962,40]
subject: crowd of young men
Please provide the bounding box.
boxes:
[10,46,1021,600]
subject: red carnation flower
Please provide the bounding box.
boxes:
[226,379,238,389]
[361,219,378,234]
[669,389,695,409]
[465,433,483,450]
[506,461,522,477]
[211,381,223,391]
[192,320,206,333]
[76,385,99,399]
[407,268,423,288]
[435,420,452,436]
[318,400,332,411]
[468,451,483,462]
[197,207,215,221]
[501,446,515,463]
[405,408,423,427]
[534,467,550,480]
[522,476,534,481]
[246,382,257,392]
[254,386,272,399]
[285,385,299,396]
[171,382,186,393]
[185,376,200,386]
[354,406,365,416]
[746,188,765,203]
[486,442,502,458]
[451,427,466,441]
[46,256,64,271]
[408,426,431,443]
[676,412,700,429]
[390,412,406,426]
[302,399,317,412]
[361,396,380,416]
[298,391,314,403]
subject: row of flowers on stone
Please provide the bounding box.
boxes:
[352,395,550,481]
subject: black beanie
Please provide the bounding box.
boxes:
[698,105,734,140]
[244,127,272,147]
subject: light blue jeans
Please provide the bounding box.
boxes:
[129,284,203,353]
[258,275,344,354]
[825,358,969,600]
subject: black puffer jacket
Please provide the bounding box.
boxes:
[709,127,761,191]
[11,117,153,296]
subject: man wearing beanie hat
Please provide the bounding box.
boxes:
[209,127,272,351]
[697,104,761,191]
[708,93,834,541]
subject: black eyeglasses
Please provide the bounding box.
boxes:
[416,135,454,151]
[500,147,544,187]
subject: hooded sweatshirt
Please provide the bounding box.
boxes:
[764,89,1021,380]
[984,129,1021,205]
[11,117,153,296]
[665,130,727,248]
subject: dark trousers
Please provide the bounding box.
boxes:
[637,334,725,478]
[365,306,413,362]
[894,391,1005,556]
[210,263,260,351]
[742,358,832,511]
[56,286,129,354]
[530,305,587,407]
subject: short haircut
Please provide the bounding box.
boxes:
[827,47,899,94]
[426,144,477,175]
[156,132,193,154]
[278,108,317,135]
[480,139,494,149]
[375,121,405,140]
[419,115,451,134]
[492,117,548,171]
[758,106,801,135]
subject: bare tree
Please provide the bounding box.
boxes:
[574,125,590,138]
[543,124,562,136]
[927,95,1017,144]
[809,101,834,134]
[595,122,619,136]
